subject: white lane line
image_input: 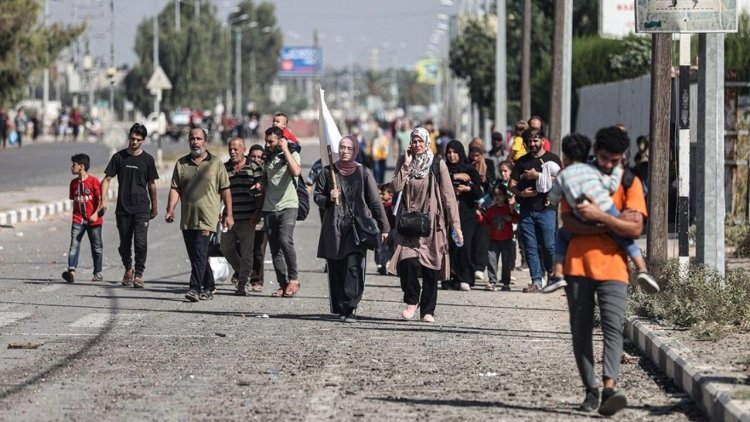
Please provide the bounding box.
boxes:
[3,332,217,338]
[39,284,64,293]
[69,313,141,328]
[0,312,32,327]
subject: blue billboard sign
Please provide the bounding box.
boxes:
[278,47,322,77]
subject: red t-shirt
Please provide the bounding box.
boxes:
[70,176,102,227]
[479,204,518,241]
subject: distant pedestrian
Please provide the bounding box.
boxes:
[560,126,649,416]
[165,127,233,302]
[100,123,159,289]
[221,138,265,296]
[70,108,83,142]
[387,127,461,323]
[14,109,26,148]
[509,127,561,292]
[62,154,104,283]
[314,136,390,322]
[0,109,7,149]
[263,126,302,297]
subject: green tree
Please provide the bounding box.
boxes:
[449,17,496,116]
[229,0,283,110]
[726,13,750,81]
[0,0,84,107]
[125,2,228,114]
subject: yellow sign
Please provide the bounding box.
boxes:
[416,59,441,85]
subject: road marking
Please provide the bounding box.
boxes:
[39,284,63,293]
[69,313,141,328]
[2,332,214,338]
[0,312,32,327]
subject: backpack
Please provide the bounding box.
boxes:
[293,175,309,221]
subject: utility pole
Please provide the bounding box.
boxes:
[235,29,242,118]
[548,0,572,154]
[647,33,672,273]
[42,0,49,138]
[153,16,160,114]
[696,33,726,277]
[194,0,200,19]
[109,0,115,120]
[494,0,507,149]
[521,0,531,120]
[175,0,180,32]
[677,35,691,273]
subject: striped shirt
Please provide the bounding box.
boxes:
[224,157,265,221]
[548,162,623,218]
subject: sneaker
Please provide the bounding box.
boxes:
[421,314,435,323]
[474,270,485,281]
[485,283,496,291]
[185,290,200,302]
[500,284,512,291]
[234,287,248,296]
[637,272,660,294]
[62,270,75,283]
[133,274,144,289]
[522,283,541,293]
[542,276,567,293]
[459,282,471,291]
[598,388,627,416]
[91,273,103,282]
[377,265,387,275]
[121,268,134,287]
[200,290,214,301]
[338,314,347,321]
[401,304,418,320]
[578,388,600,412]
[344,315,357,323]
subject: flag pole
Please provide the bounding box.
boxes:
[327,145,340,206]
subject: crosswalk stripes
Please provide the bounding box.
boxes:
[0,312,32,327]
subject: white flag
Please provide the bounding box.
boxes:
[318,88,342,166]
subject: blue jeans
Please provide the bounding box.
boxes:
[555,206,641,263]
[67,223,103,274]
[519,208,556,285]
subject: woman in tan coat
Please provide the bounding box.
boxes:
[387,127,461,323]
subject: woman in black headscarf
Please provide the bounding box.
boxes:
[444,140,482,291]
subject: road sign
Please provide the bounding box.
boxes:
[278,47,322,77]
[600,0,636,38]
[147,65,173,91]
[635,0,738,33]
[415,58,441,85]
[270,83,287,105]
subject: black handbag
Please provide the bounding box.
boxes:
[396,172,433,238]
[342,169,380,250]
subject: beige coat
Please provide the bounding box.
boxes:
[387,157,460,280]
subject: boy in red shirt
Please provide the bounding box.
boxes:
[62,154,104,283]
[479,184,519,291]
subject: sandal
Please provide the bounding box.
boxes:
[283,281,300,297]
[271,288,285,297]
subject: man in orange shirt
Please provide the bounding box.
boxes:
[560,126,646,416]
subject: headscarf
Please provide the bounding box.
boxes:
[445,140,475,175]
[468,144,487,183]
[334,135,361,177]
[408,127,434,179]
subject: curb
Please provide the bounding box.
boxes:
[625,317,750,422]
[0,189,117,227]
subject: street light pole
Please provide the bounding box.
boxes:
[235,29,242,118]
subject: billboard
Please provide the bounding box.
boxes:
[635,0,738,33]
[278,47,322,77]
[415,58,441,85]
[600,0,636,38]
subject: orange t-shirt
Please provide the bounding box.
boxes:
[561,176,647,283]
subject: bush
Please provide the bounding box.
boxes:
[628,260,750,339]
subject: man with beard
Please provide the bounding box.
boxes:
[509,127,561,292]
[101,123,159,288]
[263,126,302,298]
[165,127,233,302]
[221,138,265,295]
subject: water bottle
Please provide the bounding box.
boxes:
[452,229,463,247]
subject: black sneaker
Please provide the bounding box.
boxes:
[542,276,567,293]
[62,270,75,283]
[578,388,600,412]
[598,388,627,416]
[185,290,200,302]
[500,284,511,291]
[200,290,214,301]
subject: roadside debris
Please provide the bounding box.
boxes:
[8,342,44,349]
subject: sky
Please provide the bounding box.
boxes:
[47,0,464,70]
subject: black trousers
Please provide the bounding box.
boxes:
[450,214,477,286]
[327,253,365,316]
[472,223,490,273]
[251,229,267,283]
[116,213,150,275]
[398,258,438,317]
[182,229,215,293]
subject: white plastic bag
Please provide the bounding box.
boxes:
[209,257,232,283]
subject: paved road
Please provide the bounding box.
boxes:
[0,205,704,420]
